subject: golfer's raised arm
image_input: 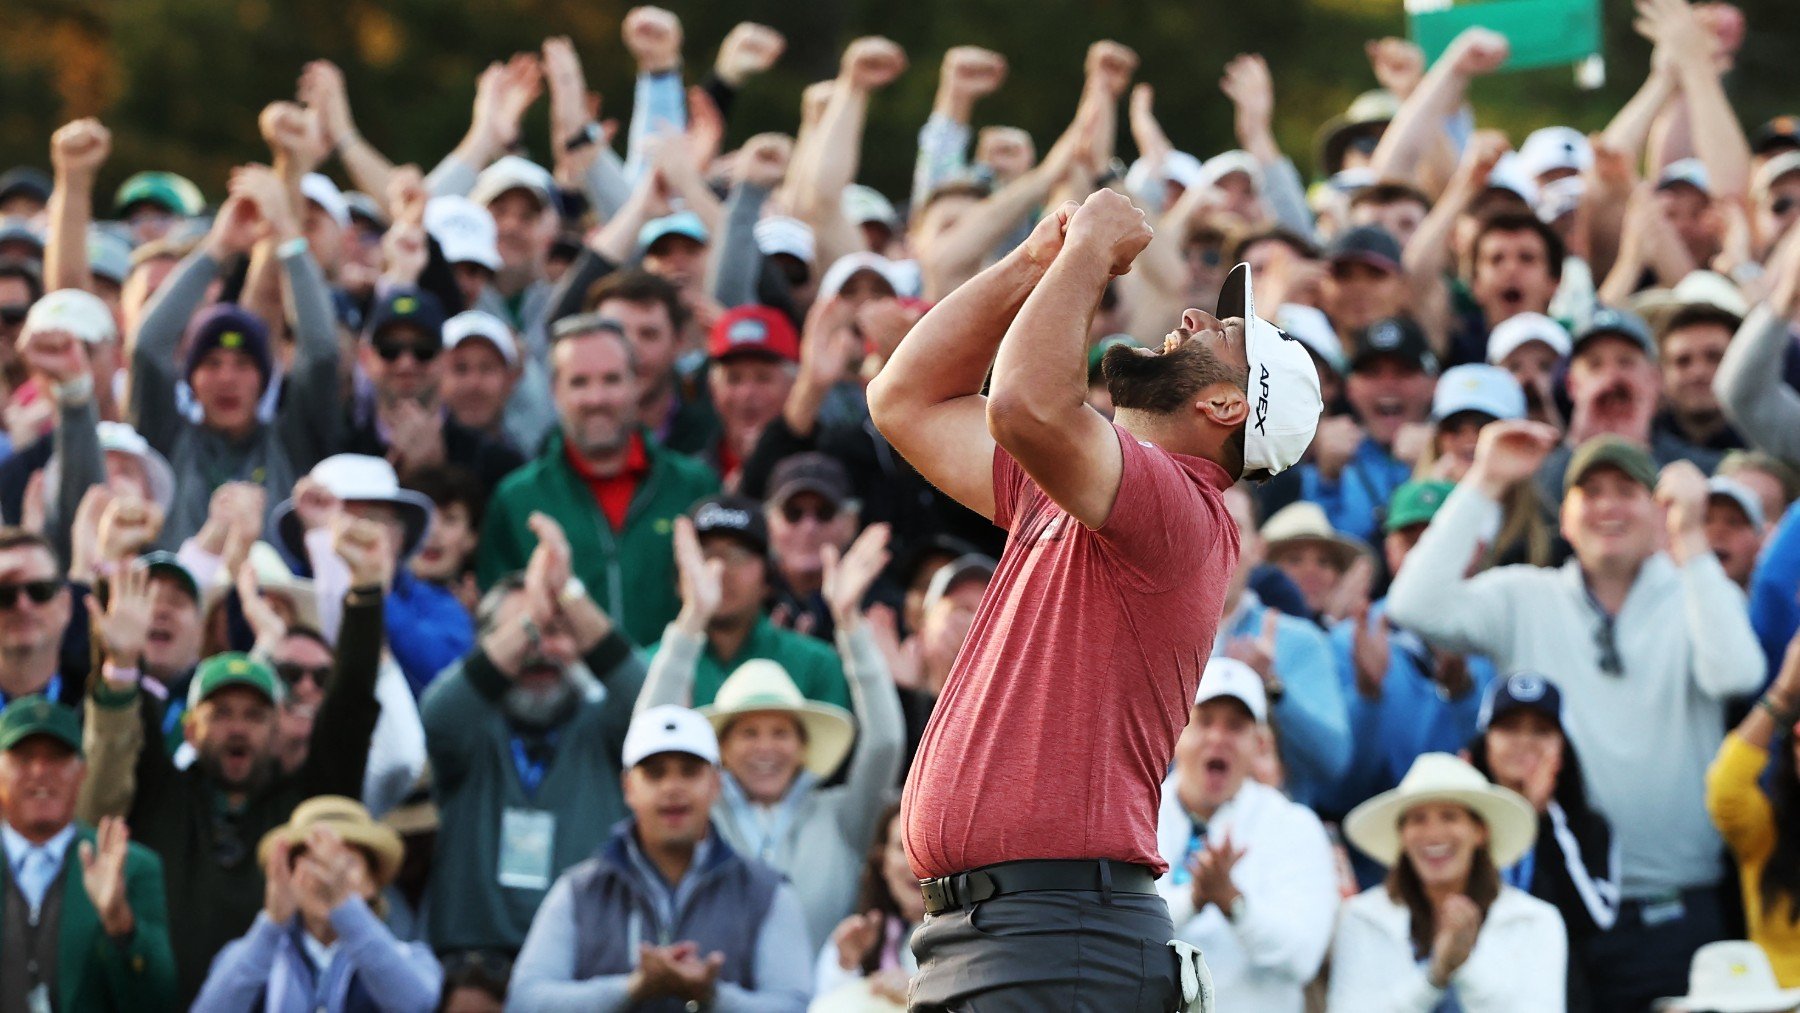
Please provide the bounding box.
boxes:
[867,210,1066,522]
[987,190,1152,529]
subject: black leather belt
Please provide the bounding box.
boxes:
[917,859,1158,916]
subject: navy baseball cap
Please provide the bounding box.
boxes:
[364,287,446,345]
[1477,671,1566,732]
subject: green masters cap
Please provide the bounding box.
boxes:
[113,171,205,218]
[1385,480,1456,533]
[137,551,200,603]
[1564,435,1658,492]
[188,653,284,711]
[0,696,83,755]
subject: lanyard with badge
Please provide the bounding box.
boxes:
[0,674,61,713]
[499,732,559,891]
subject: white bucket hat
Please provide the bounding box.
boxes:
[272,454,434,562]
[42,421,175,517]
[698,659,855,777]
[1654,941,1800,1012]
[1219,264,1322,478]
[1343,752,1538,868]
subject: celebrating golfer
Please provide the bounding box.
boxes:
[867,189,1323,1010]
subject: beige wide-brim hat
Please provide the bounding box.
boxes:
[1654,941,1800,1012]
[1260,501,1370,572]
[256,794,405,887]
[697,659,855,777]
[202,541,322,636]
[1343,753,1537,869]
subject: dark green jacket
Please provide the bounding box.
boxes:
[98,591,384,1006]
[475,429,719,647]
[419,631,646,953]
[647,613,851,709]
[0,825,177,1012]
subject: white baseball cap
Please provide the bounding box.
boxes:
[819,252,911,299]
[1199,150,1262,191]
[1221,264,1322,478]
[1194,657,1268,724]
[1535,176,1586,225]
[841,184,899,230]
[1433,364,1526,422]
[424,195,502,272]
[1707,476,1767,529]
[1517,126,1593,180]
[1753,150,1800,200]
[1485,152,1539,207]
[754,215,816,266]
[1275,304,1347,376]
[1657,158,1712,196]
[1486,311,1571,364]
[622,705,720,767]
[1125,151,1207,198]
[442,310,518,367]
[469,155,557,210]
[23,288,117,345]
[299,173,350,229]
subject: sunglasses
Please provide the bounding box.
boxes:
[781,500,839,525]
[274,661,332,687]
[1594,612,1623,677]
[0,304,28,326]
[0,580,61,609]
[1774,195,1797,217]
[372,339,440,363]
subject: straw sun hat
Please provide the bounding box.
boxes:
[1343,753,1537,869]
[697,660,855,777]
[257,795,405,887]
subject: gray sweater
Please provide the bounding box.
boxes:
[1387,483,1764,897]
[129,247,340,545]
[1714,302,1800,464]
[638,622,904,952]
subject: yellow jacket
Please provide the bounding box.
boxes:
[1706,733,1800,986]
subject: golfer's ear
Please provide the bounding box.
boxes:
[1199,383,1248,427]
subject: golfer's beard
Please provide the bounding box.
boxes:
[502,669,578,730]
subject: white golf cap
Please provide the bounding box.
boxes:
[1753,150,1800,200]
[819,252,910,299]
[1535,176,1586,225]
[1221,264,1322,478]
[1194,657,1268,724]
[1707,476,1767,529]
[1657,157,1712,196]
[1517,126,1593,180]
[841,184,899,229]
[754,215,816,266]
[1433,364,1526,422]
[622,705,720,768]
[424,195,502,272]
[299,173,350,229]
[1485,152,1539,207]
[96,422,175,509]
[1126,151,1207,198]
[1275,303,1347,376]
[469,155,557,210]
[23,288,116,345]
[1486,311,1572,364]
[1200,150,1262,191]
[442,309,518,367]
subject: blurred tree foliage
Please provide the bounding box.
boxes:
[1,0,1793,208]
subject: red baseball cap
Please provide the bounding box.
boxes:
[709,305,800,363]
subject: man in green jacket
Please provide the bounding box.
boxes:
[79,521,391,1005]
[646,495,851,709]
[476,313,718,648]
[0,697,177,1012]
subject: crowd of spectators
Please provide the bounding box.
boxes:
[1,2,1800,1009]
